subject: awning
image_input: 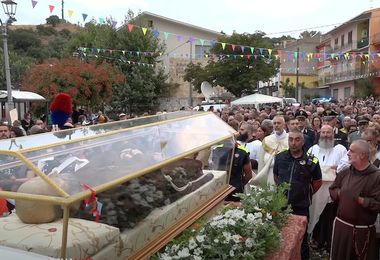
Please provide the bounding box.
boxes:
[0,90,45,101]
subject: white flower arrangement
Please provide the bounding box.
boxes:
[153,184,291,260]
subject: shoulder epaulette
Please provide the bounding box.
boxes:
[237,144,249,154]
[306,152,319,164]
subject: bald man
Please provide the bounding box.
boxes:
[330,140,380,260]
[254,116,288,185]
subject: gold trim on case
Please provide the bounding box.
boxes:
[130,185,234,259]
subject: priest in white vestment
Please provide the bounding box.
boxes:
[307,125,347,248]
[254,116,288,185]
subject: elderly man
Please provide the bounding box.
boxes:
[274,130,322,260]
[307,125,347,250]
[321,109,348,149]
[329,140,380,260]
[254,116,288,185]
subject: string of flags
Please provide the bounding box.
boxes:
[84,50,380,80]
[82,53,156,68]
[31,1,380,62]
[78,47,380,64]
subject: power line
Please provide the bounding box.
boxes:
[266,10,380,36]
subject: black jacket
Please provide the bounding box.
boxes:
[273,149,322,215]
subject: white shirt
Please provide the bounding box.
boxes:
[244,140,262,161]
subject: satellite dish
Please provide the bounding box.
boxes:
[200,81,214,103]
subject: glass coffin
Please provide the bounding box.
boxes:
[0,112,236,259]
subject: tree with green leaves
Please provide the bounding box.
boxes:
[184,32,278,97]
[66,12,172,113]
[46,15,61,27]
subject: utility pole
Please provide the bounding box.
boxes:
[295,47,300,102]
[188,42,193,107]
[61,0,64,21]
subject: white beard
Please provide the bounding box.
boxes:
[319,138,334,149]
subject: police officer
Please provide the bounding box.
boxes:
[273,130,322,260]
[211,141,252,201]
[295,109,315,151]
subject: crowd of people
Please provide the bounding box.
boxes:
[0,96,380,259]
[213,96,380,260]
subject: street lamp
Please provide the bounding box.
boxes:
[1,0,17,122]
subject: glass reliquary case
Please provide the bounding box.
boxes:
[0,112,236,259]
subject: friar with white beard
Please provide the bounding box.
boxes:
[307,125,347,250]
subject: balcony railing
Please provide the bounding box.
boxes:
[319,69,369,84]
[357,38,369,49]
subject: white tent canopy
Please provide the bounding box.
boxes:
[0,90,45,101]
[231,93,283,107]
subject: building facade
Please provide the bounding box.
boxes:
[277,33,320,101]
[318,8,380,101]
[135,12,223,110]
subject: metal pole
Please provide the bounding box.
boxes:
[61,0,64,21]
[296,47,299,101]
[188,42,193,107]
[3,21,13,122]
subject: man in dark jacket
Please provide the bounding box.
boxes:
[273,130,322,260]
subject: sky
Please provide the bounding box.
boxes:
[12,0,380,38]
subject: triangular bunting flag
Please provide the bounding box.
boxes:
[221,43,226,50]
[250,47,255,54]
[112,20,118,28]
[240,46,245,53]
[210,40,215,48]
[142,27,148,35]
[122,51,125,55]
[153,29,159,38]
[82,14,88,22]
[259,48,264,55]
[199,39,205,46]
[176,35,182,42]
[99,18,105,25]
[127,23,134,32]
[189,37,195,44]
[240,55,244,58]
[164,32,169,40]
[49,5,55,14]
[68,10,74,18]
[31,0,38,8]
[231,44,236,51]
[268,49,272,56]
[247,55,251,59]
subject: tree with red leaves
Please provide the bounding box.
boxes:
[21,58,126,109]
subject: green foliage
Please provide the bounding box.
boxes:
[184,32,278,97]
[8,29,42,53]
[66,12,171,113]
[46,15,61,27]
[280,78,296,98]
[355,77,375,98]
[36,25,57,36]
[0,51,36,90]
[153,184,291,260]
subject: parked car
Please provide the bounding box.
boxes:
[311,97,336,104]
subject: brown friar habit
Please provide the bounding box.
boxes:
[329,164,380,260]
